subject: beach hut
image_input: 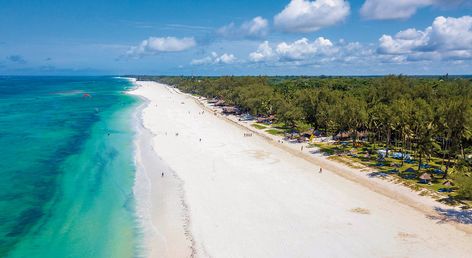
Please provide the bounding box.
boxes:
[239,113,255,121]
[377,149,387,158]
[334,131,350,140]
[214,100,226,106]
[297,136,308,143]
[313,130,323,137]
[392,152,403,159]
[405,167,416,173]
[443,180,454,187]
[222,106,241,115]
[256,115,275,124]
[419,173,432,184]
[301,130,314,138]
[284,132,300,140]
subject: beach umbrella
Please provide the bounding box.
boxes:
[443,181,454,187]
[419,173,432,181]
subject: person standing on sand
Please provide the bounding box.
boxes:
[319,167,323,173]
[161,172,164,177]
[301,146,304,151]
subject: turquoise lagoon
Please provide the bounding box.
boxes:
[0,77,140,257]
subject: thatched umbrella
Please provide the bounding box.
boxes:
[443,181,454,187]
[419,173,432,184]
[420,173,432,180]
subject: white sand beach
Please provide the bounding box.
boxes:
[130,81,472,258]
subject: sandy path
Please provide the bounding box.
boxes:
[131,81,472,258]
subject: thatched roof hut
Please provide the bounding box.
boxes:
[222,106,240,114]
[419,173,432,184]
[419,173,432,180]
[301,130,314,138]
[214,100,226,106]
[256,115,275,124]
[443,180,454,187]
[239,113,255,121]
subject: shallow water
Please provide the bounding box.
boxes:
[0,76,139,257]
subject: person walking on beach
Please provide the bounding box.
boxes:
[301,146,304,151]
[319,167,323,173]
[161,172,164,177]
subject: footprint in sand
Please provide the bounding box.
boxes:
[349,207,371,215]
[397,232,418,241]
[245,149,280,164]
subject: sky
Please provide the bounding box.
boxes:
[0,0,471,76]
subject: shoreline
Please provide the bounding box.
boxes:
[131,80,472,257]
[129,85,194,257]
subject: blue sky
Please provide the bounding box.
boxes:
[1,0,471,75]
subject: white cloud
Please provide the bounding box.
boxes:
[191,52,237,65]
[428,16,472,51]
[249,41,276,62]
[338,41,376,63]
[378,28,430,55]
[276,37,336,60]
[360,0,465,20]
[248,37,373,66]
[378,16,472,61]
[127,37,196,57]
[217,16,269,39]
[217,53,237,64]
[241,17,269,37]
[274,0,350,33]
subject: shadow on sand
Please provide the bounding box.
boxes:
[427,207,472,224]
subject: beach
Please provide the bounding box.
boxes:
[130,81,472,258]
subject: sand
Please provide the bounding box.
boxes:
[130,81,472,258]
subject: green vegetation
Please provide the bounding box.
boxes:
[252,123,267,129]
[454,162,472,200]
[136,75,472,202]
[265,129,284,136]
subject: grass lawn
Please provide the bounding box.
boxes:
[252,123,267,129]
[312,141,472,206]
[266,129,284,136]
[271,122,290,130]
[252,121,293,135]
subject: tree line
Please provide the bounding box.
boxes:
[135,75,472,198]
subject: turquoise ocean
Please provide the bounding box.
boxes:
[0,77,140,257]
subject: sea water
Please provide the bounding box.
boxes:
[0,77,139,257]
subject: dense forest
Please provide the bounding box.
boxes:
[135,75,472,200]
